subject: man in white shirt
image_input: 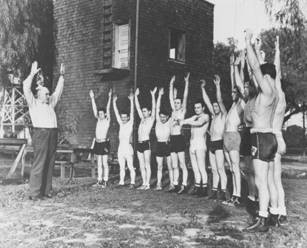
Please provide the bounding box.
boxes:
[23,61,64,201]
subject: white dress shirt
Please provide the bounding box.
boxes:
[23,74,64,128]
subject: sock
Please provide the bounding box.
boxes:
[258,210,268,218]
[278,206,287,216]
[248,195,256,202]
[269,207,279,215]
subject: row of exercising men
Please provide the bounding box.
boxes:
[89,30,286,232]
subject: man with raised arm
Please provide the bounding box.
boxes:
[155,88,173,191]
[244,29,278,232]
[270,36,287,225]
[89,89,112,188]
[180,99,209,197]
[222,54,245,207]
[113,92,136,188]
[169,73,190,194]
[23,61,64,200]
[201,75,227,200]
[135,87,157,190]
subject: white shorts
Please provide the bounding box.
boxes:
[118,143,134,159]
[274,131,286,155]
[190,139,206,153]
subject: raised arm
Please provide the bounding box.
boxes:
[230,54,235,90]
[274,36,282,82]
[106,89,112,120]
[112,95,121,124]
[156,88,164,121]
[150,87,157,121]
[169,75,176,110]
[182,72,190,112]
[128,92,134,122]
[23,61,41,106]
[245,30,272,95]
[134,88,143,119]
[200,79,214,116]
[214,75,227,115]
[181,114,209,127]
[254,38,265,65]
[89,90,98,118]
[234,54,244,96]
[50,63,65,107]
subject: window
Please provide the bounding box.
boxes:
[169,29,186,62]
[113,24,130,69]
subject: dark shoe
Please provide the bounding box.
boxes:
[197,187,208,197]
[29,195,41,201]
[44,193,52,199]
[190,186,201,196]
[208,190,218,200]
[219,191,227,201]
[246,198,258,217]
[278,215,287,226]
[244,216,269,232]
[177,185,188,194]
[169,185,180,193]
[267,214,279,227]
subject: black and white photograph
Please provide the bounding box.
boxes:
[0,0,307,247]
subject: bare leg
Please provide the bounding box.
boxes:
[253,159,270,218]
[126,155,135,185]
[225,151,235,196]
[137,151,146,186]
[190,150,201,186]
[210,151,219,189]
[268,161,278,214]
[144,150,151,186]
[230,150,241,197]
[171,152,179,186]
[166,156,173,186]
[118,155,126,185]
[156,156,163,187]
[215,150,227,191]
[196,149,207,185]
[102,155,109,182]
[97,155,103,182]
[274,153,286,215]
[178,151,188,186]
[245,155,257,199]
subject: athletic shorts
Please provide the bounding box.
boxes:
[223,131,241,152]
[209,139,223,153]
[274,131,286,155]
[118,143,133,158]
[170,135,186,153]
[156,141,171,157]
[251,132,277,162]
[137,140,150,153]
[240,127,252,156]
[93,140,110,155]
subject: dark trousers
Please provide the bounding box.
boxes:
[29,128,58,197]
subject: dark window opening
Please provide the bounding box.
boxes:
[169,29,186,62]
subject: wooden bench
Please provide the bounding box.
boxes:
[21,145,95,180]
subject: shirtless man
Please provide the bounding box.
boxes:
[169,73,190,194]
[268,36,287,225]
[222,55,245,207]
[113,92,136,188]
[89,89,112,188]
[244,29,278,232]
[155,88,173,191]
[135,87,157,190]
[201,75,227,200]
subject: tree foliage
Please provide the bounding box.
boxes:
[0,0,54,88]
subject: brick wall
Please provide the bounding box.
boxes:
[53,0,213,152]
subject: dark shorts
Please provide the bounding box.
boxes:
[93,140,110,155]
[137,140,150,153]
[170,135,186,153]
[209,139,223,153]
[240,127,252,156]
[251,132,277,162]
[156,141,171,157]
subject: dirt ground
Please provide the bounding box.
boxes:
[0,163,307,248]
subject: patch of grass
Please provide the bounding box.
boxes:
[207,205,231,224]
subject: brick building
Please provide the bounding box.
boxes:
[53,0,214,152]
